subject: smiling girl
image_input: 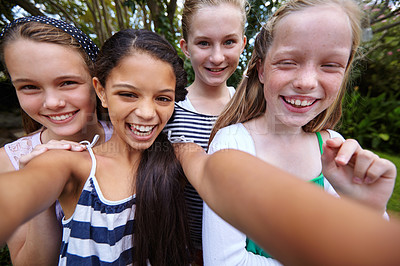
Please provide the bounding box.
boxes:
[0,28,191,265]
[164,0,247,256]
[0,16,112,265]
[203,0,396,264]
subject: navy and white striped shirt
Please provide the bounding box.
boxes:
[60,140,136,265]
[164,103,218,249]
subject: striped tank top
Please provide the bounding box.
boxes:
[59,136,136,265]
[164,103,218,248]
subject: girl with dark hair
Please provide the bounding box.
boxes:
[0,16,113,265]
[0,29,192,265]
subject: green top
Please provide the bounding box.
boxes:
[245,132,324,258]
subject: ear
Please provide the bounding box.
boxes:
[257,59,265,84]
[179,38,190,58]
[93,77,108,108]
[241,35,247,53]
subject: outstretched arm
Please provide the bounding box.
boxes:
[0,150,74,245]
[176,145,400,265]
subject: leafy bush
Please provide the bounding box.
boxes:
[339,88,400,155]
[0,246,11,266]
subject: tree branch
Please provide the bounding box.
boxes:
[14,0,45,16]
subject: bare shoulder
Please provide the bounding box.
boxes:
[0,147,15,173]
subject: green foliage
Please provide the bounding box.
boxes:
[340,88,400,154]
[0,246,11,266]
[374,151,400,215]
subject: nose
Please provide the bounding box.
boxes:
[135,99,156,120]
[293,65,318,91]
[209,45,224,65]
[43,90,66,109]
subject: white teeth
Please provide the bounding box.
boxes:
[301,100,309,106]
[286,98,314,107]
[209,68,222,72]
[130,124,154,136]
[49,112,74,121]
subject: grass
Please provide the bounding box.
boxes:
[374,151,400,218]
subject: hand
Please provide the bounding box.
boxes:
[19,140,86,169]
[321,138,396,212]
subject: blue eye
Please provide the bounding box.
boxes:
[198,41,209,47]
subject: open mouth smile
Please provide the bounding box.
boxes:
[129,124,156,136]
[282,96,317,107]
[206,67,227,73]
[45,111,77,122]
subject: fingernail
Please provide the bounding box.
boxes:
[336,156,346,164]
[353,177,362,184]
[365,177,372,184]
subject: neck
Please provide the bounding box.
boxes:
[188,79,229,99]
[95,133,142,164]
[253,112,305,136]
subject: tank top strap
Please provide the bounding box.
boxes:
[316,131,323,155]
[80,135,99,178]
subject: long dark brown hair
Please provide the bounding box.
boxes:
[94,29,191,266]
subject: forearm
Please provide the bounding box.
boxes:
[8,203,62,266]
[0,155,68,244]
[201,149,400,265]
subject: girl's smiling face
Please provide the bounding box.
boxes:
[180,3,246,88]
[5,39,96,137]
[258,5,352,129]
[94,52,176,151]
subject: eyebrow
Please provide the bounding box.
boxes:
[12,75,84,84]
[193,33,241,41]
[112,83,175,93]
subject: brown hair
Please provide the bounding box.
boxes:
[211,0,363,142]
[181,0,249,41]
[0,21,101,133]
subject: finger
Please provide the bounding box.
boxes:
[321,143,338,166]
[365,158,397,184]
[325,137,344,149]
[352,149,378,183]
[334,139,360,166]
[19,147,48,168]
[35,140,86,151]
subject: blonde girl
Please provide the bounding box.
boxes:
[164,0,247,256]
[204,0,395,264]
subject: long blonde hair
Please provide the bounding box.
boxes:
[210,0,362,143]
